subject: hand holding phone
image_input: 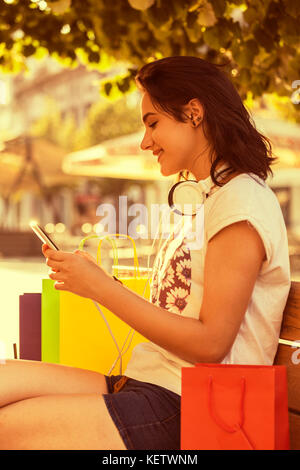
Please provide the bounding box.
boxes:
[29,221,59,251]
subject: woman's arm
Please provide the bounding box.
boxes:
[93,278,215,364]
[43,220,266,365]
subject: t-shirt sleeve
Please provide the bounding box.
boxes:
[205,179,273,266]
[207,213,272,265]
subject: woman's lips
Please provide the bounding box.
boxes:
[158,150,164,162]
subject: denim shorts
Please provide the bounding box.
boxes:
[103,375,181,450]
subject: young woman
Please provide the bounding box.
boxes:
[0,56,291,450]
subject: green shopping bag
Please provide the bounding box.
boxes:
[41,278,60,364]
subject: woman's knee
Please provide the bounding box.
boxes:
[0,393,127,450]
[0,359,109,406]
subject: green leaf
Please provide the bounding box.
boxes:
[186,10,198,28]
[88,50,100,63]
[128,0,155,11]
[188,1,204,13]
[262,17,278,38]
[254,27,274,52]
[197,1,217,27]
[203,26,221,49]
[278,15,300,45]
[250,82,264,98]
[250,72,271,98]
[48,0,72,15]
[290,53,300,73]
[172,1,188,21]
[239,68,251,86]
[243,6,258,24]
[104,82,113,96]
[22,44,36,57]
[227,17,242,40]
[116,77,131,93]
[143,3,172,29]
[185,12,204,42]
[210,0,226,17]
[203,18,232,50]
[232,39,259,67]
[281,0,300,19]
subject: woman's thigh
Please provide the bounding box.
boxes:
[0,393,127,450]
[0,359,108,407]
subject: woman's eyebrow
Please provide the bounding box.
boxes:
[142,112,157,124]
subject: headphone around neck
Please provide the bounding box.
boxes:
[168,163,229,216]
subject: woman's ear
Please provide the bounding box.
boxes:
[186,98,204,117]
[183,98,204,127]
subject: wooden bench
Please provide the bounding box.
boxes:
[274,280,300,450]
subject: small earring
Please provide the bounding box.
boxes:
[190,114,202,127]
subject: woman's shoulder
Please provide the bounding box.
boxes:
[210,171,279,210]
[219,171,270,192]
[206,171,285,235]
[204,172,287,263]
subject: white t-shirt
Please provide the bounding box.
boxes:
[124,172,291,396]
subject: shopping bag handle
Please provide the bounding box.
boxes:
[208,375,246,433]
[97,234,140,278]
[208,375,254,449]
[78,234,118,267]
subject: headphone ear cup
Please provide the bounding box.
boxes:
[168,180,207,216]
[168,181,182,213]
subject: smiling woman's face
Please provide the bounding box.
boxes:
[140,92,194,177]
[139,91,213,179]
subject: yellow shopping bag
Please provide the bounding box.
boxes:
[58,234,151,375]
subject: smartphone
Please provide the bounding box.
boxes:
[29,221,59,251]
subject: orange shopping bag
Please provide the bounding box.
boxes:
[181,363,290,450]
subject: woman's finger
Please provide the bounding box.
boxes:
[49,270,65,281]
[46,258,61,270]
[54,281,66,291]
[48,267,59,275]
[44,247,69,261]
[74,249,98,265]
[42,243,50,257]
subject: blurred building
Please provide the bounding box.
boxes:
[254,116,300,233]
[0,56,107,136]
[0,56,146,253]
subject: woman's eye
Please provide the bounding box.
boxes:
[149,122,157,128]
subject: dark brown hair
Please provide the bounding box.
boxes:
[135,56,277,187]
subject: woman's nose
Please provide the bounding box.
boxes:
[140,132,153,151]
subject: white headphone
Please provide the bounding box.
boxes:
[168,163,229,216]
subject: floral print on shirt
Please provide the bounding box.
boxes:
[151,237,192,315]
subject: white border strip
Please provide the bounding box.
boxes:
[279,338,300,348]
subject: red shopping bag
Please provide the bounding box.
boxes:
[181,363,290,450]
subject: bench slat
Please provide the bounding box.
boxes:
[274,344,300,412]
[273,281,300,449]
[278,281,300,338]
[289,412,300,450]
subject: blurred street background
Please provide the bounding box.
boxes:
[0,0,300,358]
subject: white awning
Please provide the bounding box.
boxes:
[62,117,300,182]
[62,131,172,181]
